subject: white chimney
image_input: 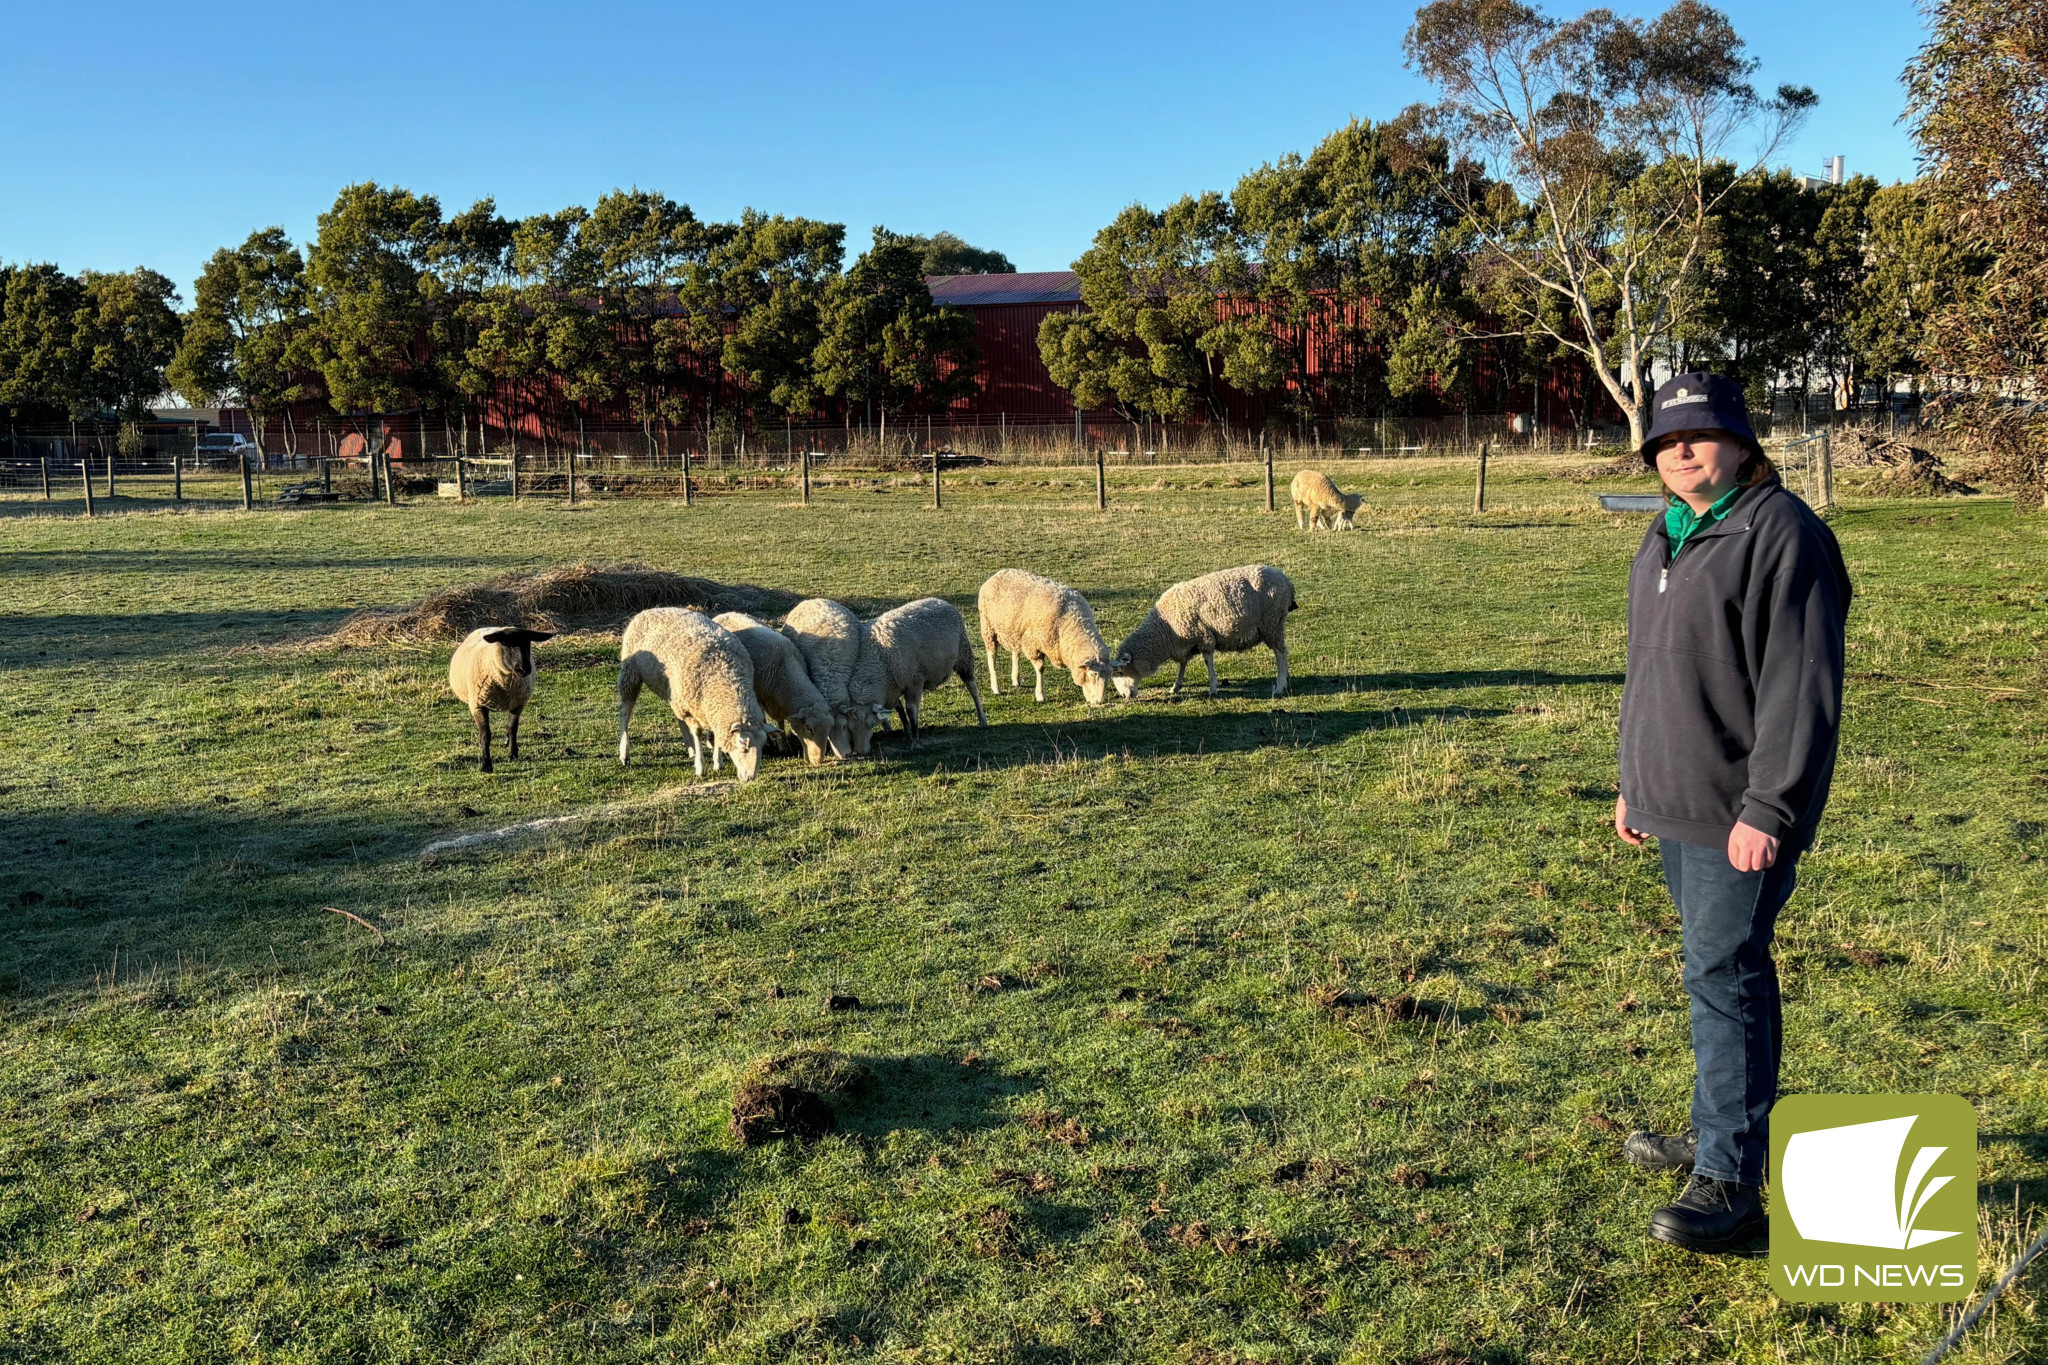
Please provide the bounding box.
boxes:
[1829,155,1845,185]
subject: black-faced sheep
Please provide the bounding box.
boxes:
[1112,565,1296,699]
[975,569,1132,706]
[448,626,555,773]
[868,597,989,741]
[617,608,768,780]
[1290,469,1364,530]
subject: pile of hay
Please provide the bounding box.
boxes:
[729,1047,870,1147]
[1558,449,1646,481]
[1828,430,1977,496]
[327,562,800,645]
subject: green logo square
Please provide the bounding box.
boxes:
[1770,1094,1976,1302]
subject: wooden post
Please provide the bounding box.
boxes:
[1819,427,1835,512]
[173,448,182,501]
[456,456,468,500]
[41,450,51,500]
[1473,439,1489,513]
[106,434,116,499]
[382,447,396,507]
[80,446,95,518]
[241,451,254,510]
[800,447,810,505]
[1095,444,1106,510]
[509,450,520,502]
[681,442,692,506]
[320,456,330,495]
[999,411,1006,452]
[1263,433,1275,512]
[932,444,941,509]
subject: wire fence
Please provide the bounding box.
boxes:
[0,406,1903,515]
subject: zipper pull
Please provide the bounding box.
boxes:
[1658,567,1669,594]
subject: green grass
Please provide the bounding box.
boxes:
[2,457,2044,1364]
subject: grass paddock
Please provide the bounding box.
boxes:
[2,457,2044,1363]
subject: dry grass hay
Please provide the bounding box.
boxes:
[327,562,799,645]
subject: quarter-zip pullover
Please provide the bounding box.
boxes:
[1618,477,1852,848]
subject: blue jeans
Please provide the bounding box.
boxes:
[1660,838,1802,1186]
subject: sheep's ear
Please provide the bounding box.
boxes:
[482,628,522,645]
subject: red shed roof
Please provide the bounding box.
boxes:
[926,271,1080,306]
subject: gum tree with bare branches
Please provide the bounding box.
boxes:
[1402,0,1814,445]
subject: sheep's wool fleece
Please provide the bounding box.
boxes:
[620,608,759,731]
[1151,565,1295,653]
[1290,469,1345,507]
[869,598,973,700]
[449,628,535,714]
[714,611,832,726]
[976,570,1111,671]
[781,599,884,713]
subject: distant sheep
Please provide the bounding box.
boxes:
[447,626,555,773]
[976,569,1132,706]
[1290,469,1363,531]
[868,597,988,741]
[779,598,888,756]
[1112,565,1296,699]
[715,611,844,765]
[617,608,768,780]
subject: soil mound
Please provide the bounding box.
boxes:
[728,1048,870,1147]
[327,562,800,645]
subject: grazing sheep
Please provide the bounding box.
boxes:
[714,611,844,765]
[779,598,888,756]
[975,569,1133,706]
[617,608,768,780]
[1112,565,1296,699]
[447,626,555,773]
[1291,469,1364,531]
[868,597,989,741]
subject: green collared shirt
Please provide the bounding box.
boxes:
[1664,485,1744,563]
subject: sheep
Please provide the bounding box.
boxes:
[975,569,1133,707]
[867,597,989,741]
[778,598,888,756]
[713,610,844,764]
[1290,469,1364,531]
[1111,565,1296,699]
[616,608,768,780]
[447,626,555,773]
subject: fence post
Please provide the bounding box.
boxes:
[241,451,254,511]
[509,451,520,502]
[932,445,941,510]
[321,456,331,495]
[173,445,182,501]
[456,456,468,501]
[1820,427,1834,512]
[107,440,116,499]
[382,448,397,507]
[1095,445,1106,510]
[1473,440,1489,513]
[1074,407,1083,457]
[1263,434,1275,512]
[681,443,692,506]
[800,447,810,505]
[41,451,51,500]
[81,448,95,518]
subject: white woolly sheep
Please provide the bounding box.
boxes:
[867,597,989,741]
[713,611,844,765]
[617,608,768,780]
[1290,469,1363,531]
[779,598,888,756]
[1112,564,1296,699]
[975,569,1133,706]
[447,626,555,773]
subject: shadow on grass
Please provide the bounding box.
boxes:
[0,548,519,577]
[838,1053,1028,1137]
[3,607,362,664]
[1346,668,1624,691]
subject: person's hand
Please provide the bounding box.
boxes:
[1727,821,1779,872]
[1614,795,1646,847]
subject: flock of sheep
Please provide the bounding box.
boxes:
[447,563,1300,779]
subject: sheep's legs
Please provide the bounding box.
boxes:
[476,708,494,773]
[961,667,988,727]
[685,724,706,777]
[710,730,724,772]
[1031,659,1045,703]
[616,670,642,765]
[1170,660,1188,696]
[506,708,522,760]
[1011,649,1021,690]
[985,640,1001,695]
[1204,651,1219,698]
[1271,645,1290,698]
[1294,503,1305,531]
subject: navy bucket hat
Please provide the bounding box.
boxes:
[1638,371,1764,467]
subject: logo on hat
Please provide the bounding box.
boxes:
[1661,385,1710,410]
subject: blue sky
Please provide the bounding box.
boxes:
[1,1,1929,299]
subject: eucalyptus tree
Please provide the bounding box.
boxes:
[814,227,980,427]
[1403,0,1815,445]
[683,211,846,430]
[76,268,183,421]
[305,183,446,421]
[906,232,1014,276]
[0,264,89,427]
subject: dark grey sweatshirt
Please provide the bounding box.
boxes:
[1618,477,1852,849]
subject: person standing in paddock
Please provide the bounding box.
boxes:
[1611,373,1852,1254]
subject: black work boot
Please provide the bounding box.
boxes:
[1621,1129,1698,1173]
[1648,1174,1767,1254]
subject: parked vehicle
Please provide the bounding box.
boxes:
[194,432,261,468]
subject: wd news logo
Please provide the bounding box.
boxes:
[1771,1095,1976,1302]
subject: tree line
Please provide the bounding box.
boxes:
[1042,1,1977,447]
[0,195,1010,450]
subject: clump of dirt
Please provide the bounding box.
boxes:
[326,562,800,645]
[728,1047,870,1147]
